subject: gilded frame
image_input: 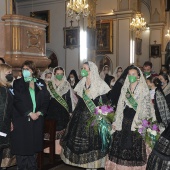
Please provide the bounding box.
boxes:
[96,20,113,54]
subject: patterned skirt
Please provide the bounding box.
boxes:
[146,125,170,170]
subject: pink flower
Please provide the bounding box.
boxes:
[138,128,144,134]
[152,124,159,131]
[142,120,149,128]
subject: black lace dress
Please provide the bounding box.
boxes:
[60,94,109,168]
[108,106,147,167]
[146,124,170,170]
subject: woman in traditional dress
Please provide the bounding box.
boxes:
[45,66,74,155]
[60,61,111,170]
[0,64,13,170]
[146,77,170,170]
[112,66,123,82]
[146,124,170,170]
[100,65,112,80]
[40,69,52,83]
[106,65,154,170]
[159,73,170,110]
[67,69,79,89]
[146,76,170,132]
[109,65,130,109]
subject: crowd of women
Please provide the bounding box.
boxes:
[0,58,170,170]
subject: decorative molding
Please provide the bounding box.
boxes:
[2,15,48,27]
[6,51,46,56]
[148,22,165,27]
[17,0,64,8]
[26,29,43,51]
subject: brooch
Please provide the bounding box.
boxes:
[36,82,44,87]
[36,82,44,90]
[9,88,14,95]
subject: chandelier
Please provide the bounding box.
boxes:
[67,0,90,18]
[130,12,146,38]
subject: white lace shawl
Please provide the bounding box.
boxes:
[74,61,111,99]
[47,66,77,111]
[113,66,123,81]
[99,65,112,80]
[163,83,170,96]
[113,66,156,131]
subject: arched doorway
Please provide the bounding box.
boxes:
[96,55,113,74]
[46,48,58,68]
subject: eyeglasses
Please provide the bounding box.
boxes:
[22,68,30,71]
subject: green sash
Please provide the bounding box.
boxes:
[126,88,138,111]
[48,81,69,112]
[82,90,96,114]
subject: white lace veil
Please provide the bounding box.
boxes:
[114,66,155,131]
[40,69,52,80]
[74,61,111,99]
[99,65,112,80]
[113,66,123,81]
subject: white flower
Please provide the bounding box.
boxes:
[150,130,157,136]
[138,125,143,129]
[102,112,108,115]
[147,128,152,133]
[98,109,102,114]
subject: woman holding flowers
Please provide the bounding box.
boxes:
[146,77,170,132]
[60,61,111,170]
[146,77,170,170]
[106,65,154,170]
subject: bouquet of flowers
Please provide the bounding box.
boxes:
[87,105,115,150]
[136,118,160,149]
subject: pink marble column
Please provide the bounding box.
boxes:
[0,22,5,58]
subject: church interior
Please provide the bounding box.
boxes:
[1,0,170,170]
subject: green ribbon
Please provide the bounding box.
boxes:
[48,81,69,113]
[82,90,96,114]
[98,117,112,151]
[126,88,138,111]
[83,90,111,151]
[24,77,37,82]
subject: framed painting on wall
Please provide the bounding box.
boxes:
[30,10,50,43]
[87,27,97,50]
[150,44,161,58]
[63,27,80,49]
[96,20,113,54]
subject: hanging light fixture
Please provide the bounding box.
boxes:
[67,0,90,18]
[165,11,170,38]
[130,12,146,38]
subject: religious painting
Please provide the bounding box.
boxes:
[96,20,113,54]
[150,44,161,58]
[63,27,80,49]
[30,10,50,43]
[87,27,97,50]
